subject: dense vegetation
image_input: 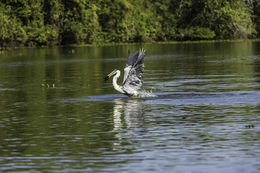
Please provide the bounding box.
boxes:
[0,0,260,46]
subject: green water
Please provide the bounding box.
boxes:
[0,42,260,172]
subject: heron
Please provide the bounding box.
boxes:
[105,49,156,98]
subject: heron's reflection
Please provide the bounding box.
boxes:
[112,98,145,151]
[113,98,144,131]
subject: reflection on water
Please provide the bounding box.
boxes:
[0,41,260,172]
[112,98,144,150]
[113,98,144,130]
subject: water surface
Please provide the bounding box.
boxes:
[0,42,260,172]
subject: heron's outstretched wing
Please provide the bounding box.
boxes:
[126,50,139,67]
[123,50,138,83]
[122,49,145,91]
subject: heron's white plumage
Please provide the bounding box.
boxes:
[106,49,156,97]
[112,70,125,94]
[123,66,131,84]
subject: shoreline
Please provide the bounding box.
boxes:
[1,39,260,50]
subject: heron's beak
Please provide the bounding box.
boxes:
[104,69,117,81]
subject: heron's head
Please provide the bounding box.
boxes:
[104,69,118,81]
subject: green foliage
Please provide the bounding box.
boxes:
[0,0,259,46]
[177,27,216,40]
[252,1,260,36]
[62,1,102,44]
[212,1,255,39]
[0,8,27,45]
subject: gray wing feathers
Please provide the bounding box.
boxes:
[127,64,144,89]
[134,49,145,66]
[126,51,139,67]
[123,49,145,90]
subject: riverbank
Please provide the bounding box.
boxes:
[1,39,260,51]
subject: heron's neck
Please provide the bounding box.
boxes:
[113,71,125,94]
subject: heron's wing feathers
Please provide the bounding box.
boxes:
[124,63,144,90]
[126,50,139,67]
[123,50,138,83]
[134,49,145,67]
[122,49,145,90]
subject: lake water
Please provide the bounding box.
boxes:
[0,41,260,172]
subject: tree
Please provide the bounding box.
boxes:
[0,0,259,46]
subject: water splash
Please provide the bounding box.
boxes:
[135,90,157,98]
